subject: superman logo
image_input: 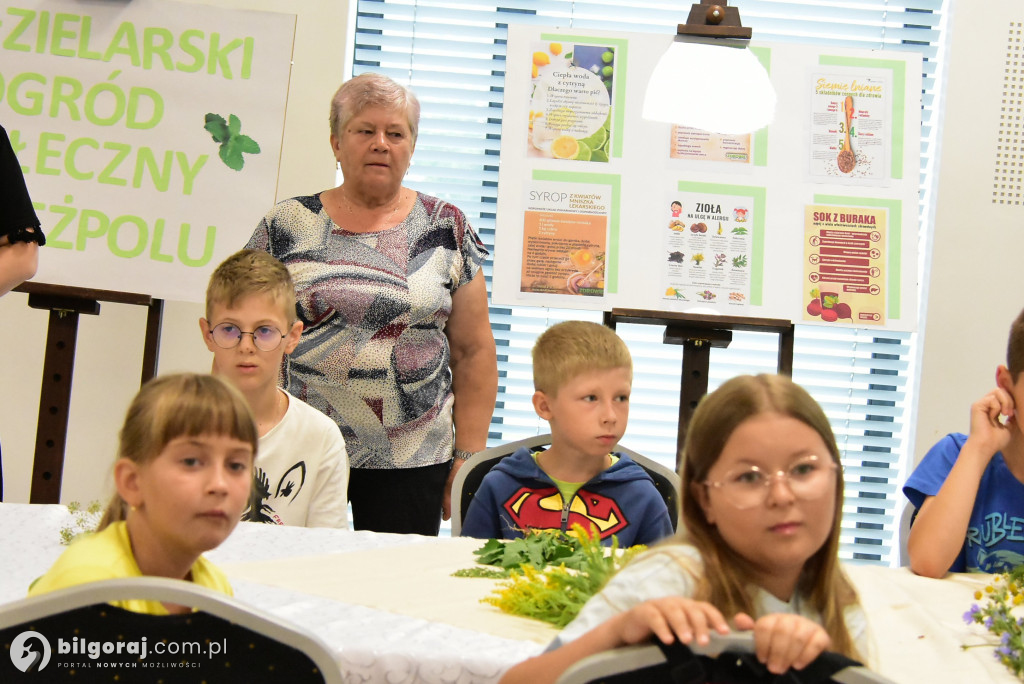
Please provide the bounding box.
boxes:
[502,486,628,538]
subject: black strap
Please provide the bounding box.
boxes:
[655,639,864,684]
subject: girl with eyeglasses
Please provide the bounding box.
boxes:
[500,374,869,684]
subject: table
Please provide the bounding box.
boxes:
[843,563,1014,683]
[0,503,550,683]
[0,503,1018,684]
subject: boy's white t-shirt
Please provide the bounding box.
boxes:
[551,544,872,663]
[245,389,349,528]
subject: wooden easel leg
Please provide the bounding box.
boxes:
[778,327,795,376]
[30,310,80,504]
[141,298,164,384]
[677,340,712,468]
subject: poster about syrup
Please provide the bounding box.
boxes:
[803,205,886,325]
[526,40,615,163]
[662,194,753,309]
[520,183,611,298]
[808,70,890,184]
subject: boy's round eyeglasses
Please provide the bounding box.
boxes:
[209,323,286,352]
[703,454,838,510]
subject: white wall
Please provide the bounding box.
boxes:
[0,0,347,504]
[914,0,1024,462]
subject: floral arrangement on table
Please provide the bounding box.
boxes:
[963,563,1024,678]
[59,500,103,545]
[454,524,645,628]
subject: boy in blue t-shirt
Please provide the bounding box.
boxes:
[460,320,673,546]
[904,307,1024,576]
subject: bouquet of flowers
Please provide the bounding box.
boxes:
[963,564,1024,678]
[455,524,645,628]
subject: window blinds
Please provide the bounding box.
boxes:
[349,0,948,564]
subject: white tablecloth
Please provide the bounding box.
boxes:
[0,503,546,684]
[1,503,1019,684]
[843,563,1015,683]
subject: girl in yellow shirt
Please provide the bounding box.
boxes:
[30,373,258,614]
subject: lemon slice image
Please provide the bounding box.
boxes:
[580,127,607,152]
[573,140,592,161]
[551,135,579,159]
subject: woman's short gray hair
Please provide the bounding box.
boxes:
[329,73,421,143]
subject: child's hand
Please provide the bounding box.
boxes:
[733,612,831,675]
[611,597,730,647]
[966,387,1016,457]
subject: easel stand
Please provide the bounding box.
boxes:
[12,283,163,504]
[603,308,794,466]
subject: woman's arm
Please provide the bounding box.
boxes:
[443,274,497,519]
[0,236,39,296]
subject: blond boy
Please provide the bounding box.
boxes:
[461,320,672,544]
[200,249,349,527]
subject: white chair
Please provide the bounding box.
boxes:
[450,434,680,536]
[0,576,342,683]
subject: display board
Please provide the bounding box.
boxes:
[494,26,921,331]
[1,0,294,302]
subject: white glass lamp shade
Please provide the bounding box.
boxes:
[643,39,777,135]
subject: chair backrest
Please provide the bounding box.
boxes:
[450,434,680,536]
[898,502,917,567]
[0,577,341,683]
[556,633,897,684]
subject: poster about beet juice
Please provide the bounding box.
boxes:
[803,205,886,325]
[526,40,615,163]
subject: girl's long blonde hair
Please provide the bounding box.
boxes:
[678,374,861,660]
[98,373,259,530]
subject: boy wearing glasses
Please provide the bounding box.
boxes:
[200,249,349,527]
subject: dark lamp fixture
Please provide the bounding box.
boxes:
[677,2,752,39]
[643,1,776,135]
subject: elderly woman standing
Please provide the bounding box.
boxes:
[247,73,497,535]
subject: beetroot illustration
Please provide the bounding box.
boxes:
[835,302,852,319]
[821,308,839,322]
[807,299,822,317]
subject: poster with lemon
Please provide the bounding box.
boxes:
[528,41,614,163]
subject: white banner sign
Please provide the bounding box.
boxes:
[1,0,295,302]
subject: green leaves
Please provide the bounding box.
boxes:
[204,113,261,171]
[458,526,647,627]
[471,530,589,573]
